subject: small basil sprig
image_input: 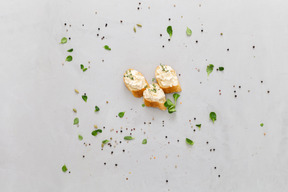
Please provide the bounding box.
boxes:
[207,64,214,76]
[142,139,147,144]
[167,26,173,38]
[164,93,180,113]
[210,112,217,123]
[104,45,111,51]
[186,27,192,36]
[91,129,102,136]
[60,37,67,44]
[102,139,109,144]
[82,94,88,102]
[186,138,194,145]
[118,112,125,118]
[78,135,83,141]
[80,64,87,72]
[73,117,79,125]
[196,124,201,129]
[62,165,68,172]
[218,67,224,71]
[124,136,134,140]
[67,48,73,52]
[66,55,73,62]
[95,106,100,112]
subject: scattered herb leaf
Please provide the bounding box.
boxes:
[62,165,67,172]
[104,45,111,51]
[196,124,201,129]
[83,68,87,72]
[207,64,214,76]
[142,139,147,144]
[186,27,192,36]
[66,55,73,62]
[167,26,173,38]
[80,64,84,69]
[60,37,67,44]
[67,48,73,52]
[78,135,83,141]
[136,24,142,27]
[173,93,180,104]
[133,26,136,33]
[102,139,109,144]
[73,108,77,113]
[210,112,217,123]
[142,104,145,107]
[260,123,264,127]
[73,117,79,125]
[219,67,224,71]
[118,112,125,118]
[82,94,87,102]
[186,138,194,145]
[95,106,100,112]
[124,136,134,140]
[92,129,102,136]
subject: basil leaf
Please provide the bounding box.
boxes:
[104,45,111,51]
[78,135,83,141]
[142,139,147,144]
[80,64,84,69]
[95,106,100,112]
[60,37,67,44]
[92,129,102,136]
[186,27,192,36]
[210,112,217,123]
[167,26,173,38]
[142,104,145,107]
[186,138,194,145]
[73,117,79,125]
[118,112,125,118]
[102,139,109,144]
[206,64,214,76]
[82,94,88,102]
[196,124,201,129]
[260,123,264,127]
[66,55,73,62]
[219,67,224,71]
[165,99,174,107]
[173,93,180,104]
[67,48,73,52]
[83,68,87,72]
[62,165,67,172]
[124,136,134,140]
[168,106,176,113]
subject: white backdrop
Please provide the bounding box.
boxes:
[1,0,288,191]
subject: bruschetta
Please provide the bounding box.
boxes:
[143,83,166,110]
[123,69,149,98]
[155,64,182,94]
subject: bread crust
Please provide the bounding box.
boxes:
[144,97,167,111]
[123,69,148,98]
[155,66,182,94]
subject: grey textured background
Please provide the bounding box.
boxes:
[1,0,288,191]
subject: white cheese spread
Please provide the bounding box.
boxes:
[124,69,147,90]
[143,83,165,102]
[155,65,178,87]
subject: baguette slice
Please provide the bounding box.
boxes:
[155,65,182,94]
[123,69,149,98]
[143,83,166,111]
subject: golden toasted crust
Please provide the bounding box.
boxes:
[123,69,148,98]
[144,97,167,111]
[155,66,182,94]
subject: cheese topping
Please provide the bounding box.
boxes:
[124,69,147,90]
[155,65,178,87]
[143,83,166,102]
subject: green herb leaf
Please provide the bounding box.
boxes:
[173,93,180,104]
[104,45,111,51]
[91,129,102,136]
[210,112,217,123]
[152,78,156,82]
[168,106,176,113]
[196,124,201,129]
[118,112,125,118]
[124,136,134,140]
[186,27,192,36]
[80,64,84,69]
[133,26,136,33]
[83,68,87,72]
[164,99,174,107]
[66,55,73,62]
[219,67,224,71]
[167,26,173,38]
[136,24,142,27]
[62,165,67,172]
[186,138,194,145]
[82,94,88,102]
[95,106,100,112]
[60,37,67,44]
[207,64,214,76]
[73,108,77,113]
[260,123,264,127]
[142,104,145,107]
[73,117,79,125]
[78,135,83,141]
[102,139,109,144]
[67,48,73,52]
[142,139,147,144]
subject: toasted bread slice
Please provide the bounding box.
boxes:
[155,65,182,94]
[123,69,149,98]
[143,83,166,110]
